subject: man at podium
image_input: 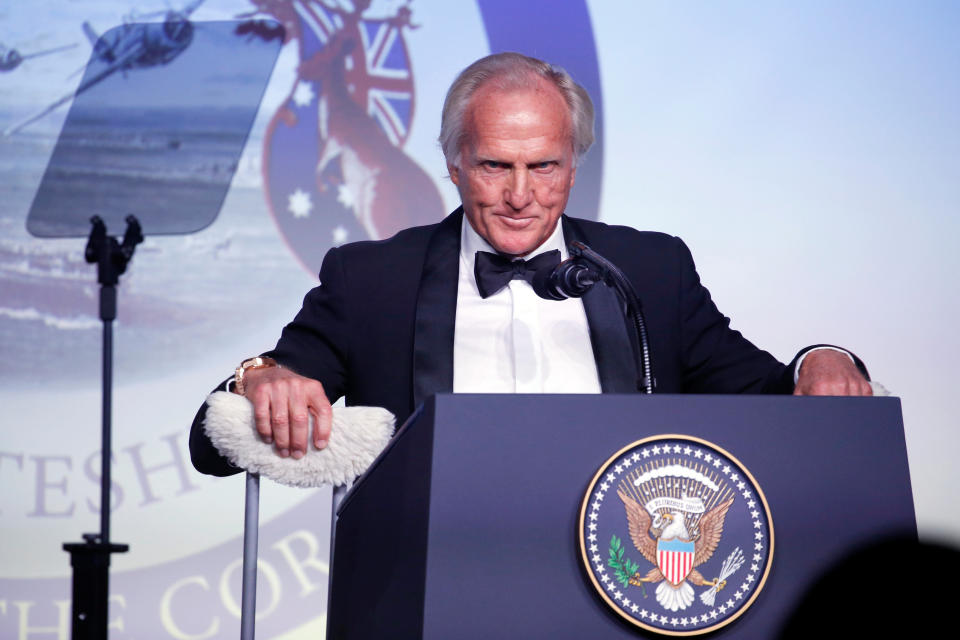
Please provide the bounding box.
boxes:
[190,52,871,477]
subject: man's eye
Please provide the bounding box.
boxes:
[532,161,555,171]
[482,161,505,170]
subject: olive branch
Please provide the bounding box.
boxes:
[608,535,646,597]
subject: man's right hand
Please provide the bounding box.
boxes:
[238,366,332,459]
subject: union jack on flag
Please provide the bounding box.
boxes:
[290,0,415,143]
[349,14,415,145]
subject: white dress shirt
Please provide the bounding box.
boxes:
[452,218,602,394]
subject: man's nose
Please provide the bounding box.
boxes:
[505,168,533,210]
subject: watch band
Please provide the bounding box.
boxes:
[234,356,278,396]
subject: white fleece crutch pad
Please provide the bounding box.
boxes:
[203,391,395,488]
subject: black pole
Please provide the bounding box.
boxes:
[101,285,114,543]
[63,216,140,639]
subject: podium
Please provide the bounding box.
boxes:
[328,394,914,639]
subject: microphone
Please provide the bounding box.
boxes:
[532,258,602,300]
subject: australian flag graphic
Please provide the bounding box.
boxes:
[258,0,444,276]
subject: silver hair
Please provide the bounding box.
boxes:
[439,52,595,168]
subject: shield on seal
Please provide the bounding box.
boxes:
[657,538,696,585]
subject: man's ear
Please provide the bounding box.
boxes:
[448,163,460,187]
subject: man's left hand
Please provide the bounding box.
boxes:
[793,349,873,396]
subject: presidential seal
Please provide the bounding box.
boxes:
[578,435,773,636]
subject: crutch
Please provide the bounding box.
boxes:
[239,476,349,640]
[202,391,395,640]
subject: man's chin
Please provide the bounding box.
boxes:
[490,235,542,257]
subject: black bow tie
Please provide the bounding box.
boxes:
[474,249,561,299]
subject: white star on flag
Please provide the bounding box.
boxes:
[332,225,349,245]
[288,188,312,219]
[292,81,315,107]
[337,184,355,209]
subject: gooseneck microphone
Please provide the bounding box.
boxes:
[532,242,655,394]
[531,258,601,300]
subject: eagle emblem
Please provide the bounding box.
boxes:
[579,435,774,635]
[619,490,733,611]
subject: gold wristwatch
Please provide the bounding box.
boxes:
[234,356,278,395]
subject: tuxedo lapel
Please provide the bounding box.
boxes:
[412,209,463,407]
[562,216,639,393]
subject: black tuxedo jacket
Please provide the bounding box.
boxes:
[190,209,842,476]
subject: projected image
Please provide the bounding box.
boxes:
[25,18,279,237]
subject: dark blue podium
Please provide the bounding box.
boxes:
[328,394,914,639]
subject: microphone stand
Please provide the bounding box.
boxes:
[567,242,653,394]
[534,241,654,393]
[63,215,140,640]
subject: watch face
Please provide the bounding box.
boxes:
[242,356,274,370]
